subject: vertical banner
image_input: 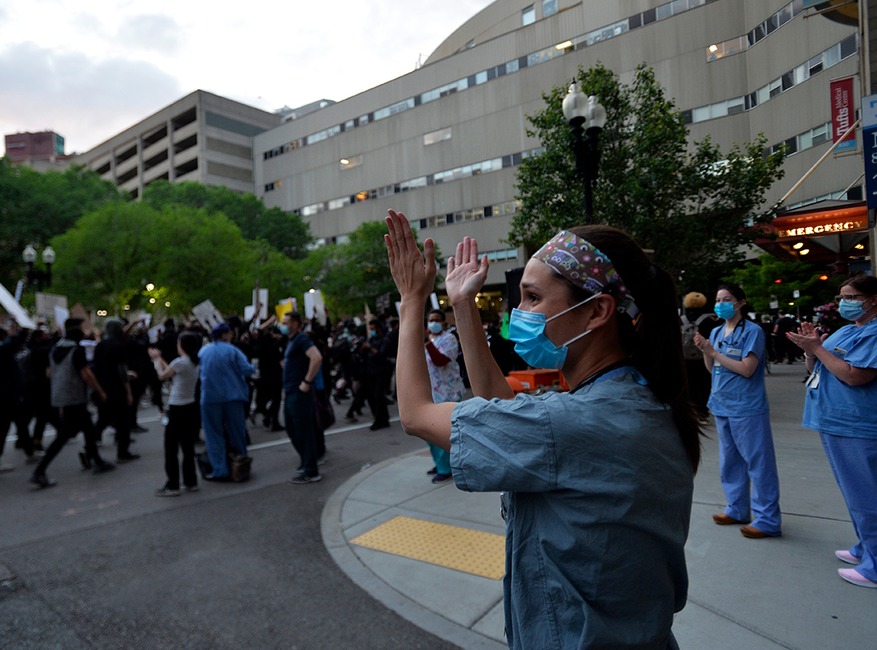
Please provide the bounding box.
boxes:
[831,77,856,152]
[862,94,877,209]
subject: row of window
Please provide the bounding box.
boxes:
[417,200,521,232]
[292,150,535,216]
[261,0,722,163]
[708,0,804,62]
[521,0,558,27]
[684,35,856,125]
[765,121,833,158]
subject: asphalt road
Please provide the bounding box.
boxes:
[0,402,460,649]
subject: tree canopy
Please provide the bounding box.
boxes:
[726,254,835,316]
[142,180,312,259]
[0,159,127,287]
[511,63,787,291]
[50,202,298,316]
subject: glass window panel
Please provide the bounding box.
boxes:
[671,0,688,15]
[629,13,642,29]
[727,97,745,114]
[799,131,813,150]
[542,0,558,17]
[506,59,520,74]
[840,34,857,59]
[710,100,728,119]
[781,72,794,91]
[475,70,488,84]
[522,5,535,25]
[692,106,710,122]
[642,8,656,24]
[756,85,770,105]
[778,4,792,25]
[823,43,841,68]
[784,137,797,155]
[656,3,672,20]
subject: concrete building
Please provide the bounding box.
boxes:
[252,0,863,309]
[4,130,73,169]
[73,90,282,198]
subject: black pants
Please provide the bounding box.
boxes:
[164,403,200,489]
[101,399,132,456]
[34,403,104,475]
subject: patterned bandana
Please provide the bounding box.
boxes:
[531,230,639,319]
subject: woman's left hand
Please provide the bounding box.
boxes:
[786,321,826,355]
[385,209,436,303]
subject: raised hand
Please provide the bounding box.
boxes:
[445,236,489,307]
[384,209,436,303]
[786,320,827,355]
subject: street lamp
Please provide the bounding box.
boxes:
[22,244,56,291]
[562,80,606,223]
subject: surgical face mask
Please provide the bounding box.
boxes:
[278,324,290,335]
[838,299,866,321]
[427,321,444,335]
[508,295,599,369]
[714,301,736,320]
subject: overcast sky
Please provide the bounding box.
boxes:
[0,0,495,155]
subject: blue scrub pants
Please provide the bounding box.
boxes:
[820,432,877,582]
[715,413,782,534]
[428,442,451,475]
[201,400,248,478]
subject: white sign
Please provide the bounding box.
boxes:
[0,282,37,329]
[303,290,327,325]
[36,292,68,318]
[54,305,70,330]
[192,299,224,330]
[252,288,269,321]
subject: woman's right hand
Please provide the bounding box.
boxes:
[445,236,489,307]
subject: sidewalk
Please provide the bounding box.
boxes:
[322,363,877,650]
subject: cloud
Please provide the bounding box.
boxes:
[117,14,181,54]
[0,42,181,153]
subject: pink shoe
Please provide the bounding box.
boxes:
[838,568,877,588]
[835,549,860,565]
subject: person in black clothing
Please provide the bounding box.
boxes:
[362,319,391,430]
[14,326,60,454]
[31,318,114,487]
[93,318,139,462]
[251,327,284,430]
[1,324,38,471]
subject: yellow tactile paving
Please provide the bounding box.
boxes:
[351,515,506,580]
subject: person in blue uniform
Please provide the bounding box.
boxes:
[694,284,782,539]
[787,275,877,589]
[384,210,702,649]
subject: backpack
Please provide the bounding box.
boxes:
[681,314,709,361]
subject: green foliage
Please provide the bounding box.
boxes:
[726,255,835,314]
[0,159,126,287]
[142,180,312,259]
[51,202,298,316]
[511,63,787,290]
[295,220,441,318]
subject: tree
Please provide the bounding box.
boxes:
[511,64,786,291]
[299,220,441,318]
[0,159,127,286]
[50,202,297,316]
[726,254,834,315]
[142,180,312,259]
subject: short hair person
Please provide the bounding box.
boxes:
[385,210,701,649]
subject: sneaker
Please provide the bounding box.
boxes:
[290,473,322,484]
[29,473,57,488]
[835,549,861,565]
[426,467,438,475]
[78,451,92,470]
[155,486,181,497]
[93,461,116,474]
[431,473,453,484]
[838,568,877,588]
[184,485,199,492]
[117,452,141,462]
[344,415,358,423]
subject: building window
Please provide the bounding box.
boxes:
[522,5,535,25]
[542,0,558,17]
[423,127,452,146]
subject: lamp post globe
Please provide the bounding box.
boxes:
[562,80,605,224]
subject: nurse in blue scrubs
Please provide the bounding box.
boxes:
[694,284,782,539]
[787,275,877,589]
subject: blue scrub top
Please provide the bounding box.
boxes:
[450,367,692,650]
[198,341,254,404]
[803,319,877,439]
[707,319,769,416]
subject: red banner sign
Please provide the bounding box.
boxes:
[831,77,856,151]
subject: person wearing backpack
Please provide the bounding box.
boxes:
[681,292,718,417]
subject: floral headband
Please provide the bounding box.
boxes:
[531,230,639,319]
